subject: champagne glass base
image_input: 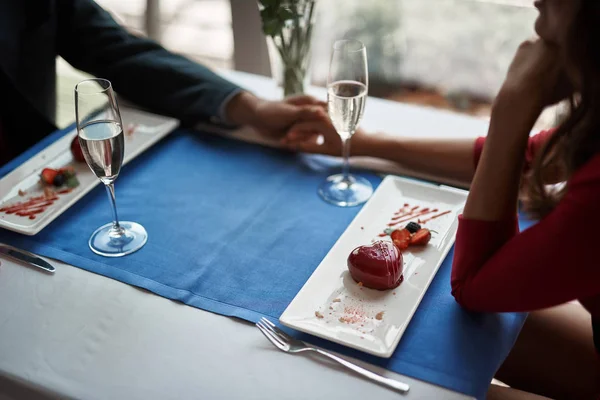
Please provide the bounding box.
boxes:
[318,174,373,207]
[89,221,148,257]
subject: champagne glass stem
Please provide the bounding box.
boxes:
[341,136,352,183]
[104,183,121,230]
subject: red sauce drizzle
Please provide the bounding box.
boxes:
[126,124,138,136]
[0,188,74,220]
[390,207,437,224]
[378,203,451,237]
[419,210,451,224]
[394,205,419,217]
[393,203,410,214]
[391,208,438,225]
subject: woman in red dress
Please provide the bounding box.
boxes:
[285,0,600,398]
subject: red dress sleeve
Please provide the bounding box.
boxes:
[451,132,600,312]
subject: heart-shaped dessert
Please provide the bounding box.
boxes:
[71,135,85,163]
[347,240,403,290]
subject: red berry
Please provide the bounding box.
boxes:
[410,229,432,246]
[391,229,411,250]
[71,136,85,163]
[40,168,58,185]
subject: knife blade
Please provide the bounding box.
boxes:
[0,244,55,273]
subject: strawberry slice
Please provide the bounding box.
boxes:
[391,228,411,250]
[410,228,432,246]
[40,168,58,185]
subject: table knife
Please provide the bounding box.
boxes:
[0,244,55,273]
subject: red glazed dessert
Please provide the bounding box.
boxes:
[347,240,404,290]
[71,135,85,163]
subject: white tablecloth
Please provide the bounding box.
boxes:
[0,70,488,400]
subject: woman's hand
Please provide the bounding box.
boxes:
[462,39,571,221]
[281,107,371,156]
[281,107,342,155]
[499,39,572,114]
[225,92,326,140]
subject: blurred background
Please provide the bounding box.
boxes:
[58,0,556,130]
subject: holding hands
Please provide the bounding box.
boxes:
[283,105,346,156]
[225,92,326,140]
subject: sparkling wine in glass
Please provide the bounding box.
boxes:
[75,78,147,257]
[318,39,373,207]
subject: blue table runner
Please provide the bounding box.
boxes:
[0,128,530,399]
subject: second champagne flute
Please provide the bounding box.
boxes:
[318,39,373,207]
[75,78,148,257]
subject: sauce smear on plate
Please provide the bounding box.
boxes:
[0,188,74,220]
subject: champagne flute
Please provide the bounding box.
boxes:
[318,39,373,207]
[75,78,147,257]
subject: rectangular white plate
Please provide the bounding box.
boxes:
[0,107,179,236]
[280,176,468,358]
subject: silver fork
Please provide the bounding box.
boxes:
[256,317,410,393]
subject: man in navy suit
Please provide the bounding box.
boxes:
[0,0,320,165]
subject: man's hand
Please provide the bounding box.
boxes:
[281,105,370,156]
[281,106,341,155]
[225,92,325,140]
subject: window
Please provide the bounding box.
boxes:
[63,0,556,129]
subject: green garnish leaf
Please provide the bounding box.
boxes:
[65,176,79,188]
[383,228,395,236]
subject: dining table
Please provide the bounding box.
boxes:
[0,70,520,400]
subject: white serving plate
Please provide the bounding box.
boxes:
[280,176,468,358]
[0,107,179,235]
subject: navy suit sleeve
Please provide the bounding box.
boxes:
[56,0,241,125]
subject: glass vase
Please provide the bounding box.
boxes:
[265,0,316,98]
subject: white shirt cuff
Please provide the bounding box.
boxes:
[211,88,245,127]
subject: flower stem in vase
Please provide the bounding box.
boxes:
[260,0,316,98]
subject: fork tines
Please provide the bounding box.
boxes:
[256,317,290,351]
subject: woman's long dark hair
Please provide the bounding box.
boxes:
[525,0,600,218]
